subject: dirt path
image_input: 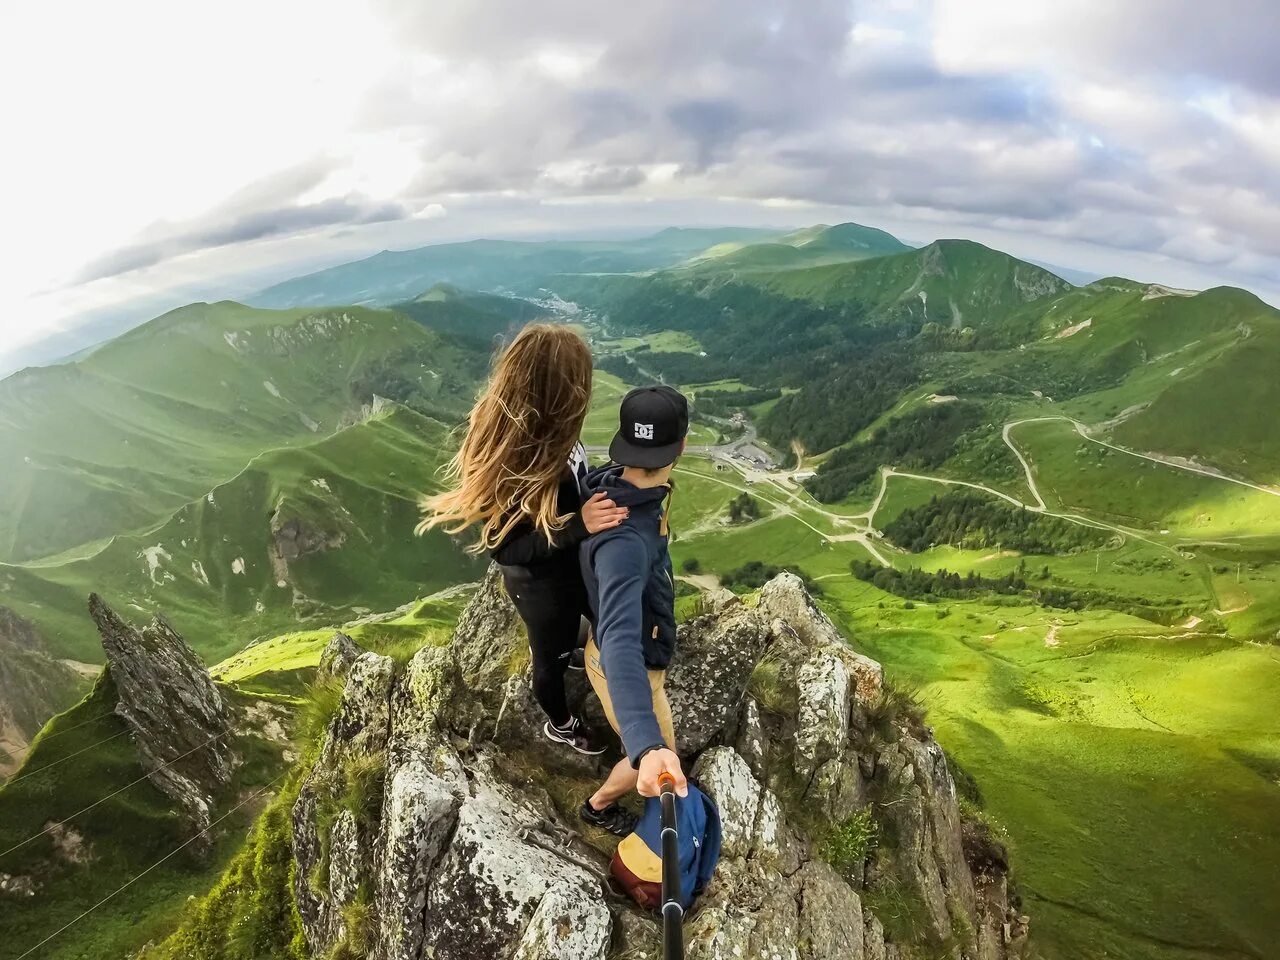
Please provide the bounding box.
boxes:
[1002,420,1048,510]
[679,573,723,592]
[673,464,890,566]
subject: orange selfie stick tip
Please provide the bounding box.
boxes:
[658,771,676,788]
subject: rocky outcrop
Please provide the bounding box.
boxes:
[88,594,234,837]
[291,568,1028,960]
[269,505,346,584]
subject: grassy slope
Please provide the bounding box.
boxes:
[0,673,289,960]
[828,582,1280,960]
[754,239,1071,334]
[0,582,470,960]
[1012,419,1280,540]
[2,404,481,665]
[0,302,471,564]
[1113,319,1280,484]
[665,446,1280,960]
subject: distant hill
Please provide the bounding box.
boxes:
[679,221,910,274]
[393,283,547,343]
[249,227,783,309]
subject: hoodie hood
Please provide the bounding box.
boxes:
[581,463,671,509]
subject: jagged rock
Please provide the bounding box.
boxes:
[694,747,764,860]
[269,510,345,585]
[511,884,612,960]
[272,515,339,561]
[288,572,1027,960]
[450,565,525,729]
[420,755,610,960]
[377,751,464,960]
[733,695,768,782]
[318,631,363,681]
[864,913,889,960]
[794,651,851,778]
[875,736,979,947]
[694,746,801,874]
[293,650,395,956]
[759,573,884,699]
[667,603,771,755]
[797,860,865,960]
[611,909,661,957]
[0,606,43,649]
[88,594,233,837]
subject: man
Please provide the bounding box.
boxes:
[578,385,691,836]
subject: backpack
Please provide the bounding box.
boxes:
[611,783,722,911]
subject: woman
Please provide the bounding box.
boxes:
[418,323,626,755]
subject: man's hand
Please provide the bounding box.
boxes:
[581,492,628,534]
[637,748,688,798]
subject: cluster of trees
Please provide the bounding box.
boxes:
[761,347,922,454]
[695,386,781,417]
[348,337,486,421]
[883,490,1108,554]
[851,559,1187,624]
[726,492,761,523]
[722,561,822,594]
[804,402,983,502]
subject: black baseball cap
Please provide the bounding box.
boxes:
[609,385,690,468]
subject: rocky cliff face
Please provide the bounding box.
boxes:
[291,569,1027,960]
[0,606,88,779]
[88,594,235,837]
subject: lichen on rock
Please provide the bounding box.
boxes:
[286,567,1028,960]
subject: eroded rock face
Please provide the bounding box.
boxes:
[666,601,771,756]
[88,594,233,836]
[291,567,1027,960]
[0,612,87,778]
[293,651,396,956]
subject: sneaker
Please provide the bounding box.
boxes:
[567,647,586,671]
[580,799,638,837]
[544,715,606,756]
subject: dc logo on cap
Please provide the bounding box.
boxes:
[634,422,654,440]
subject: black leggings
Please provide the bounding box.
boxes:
[504,575,588,727]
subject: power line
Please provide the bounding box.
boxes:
[15,769,288,960]
[4,729,131,787]
[0,732,229,861]
[26,708,119,745]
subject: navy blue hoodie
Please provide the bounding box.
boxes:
[579,464,676,765]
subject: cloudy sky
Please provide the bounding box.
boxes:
[3,0,1279,368]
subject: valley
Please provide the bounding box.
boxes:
[1,224,1278,960]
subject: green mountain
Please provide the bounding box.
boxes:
[1,401,479,667]
[249,227,783,309]
[752,238,1071,335]
[0,301,483,565]
[5,223,1280,960]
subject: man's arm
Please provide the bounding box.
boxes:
[591,531,666,767]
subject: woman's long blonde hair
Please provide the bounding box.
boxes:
[417,323,593,552]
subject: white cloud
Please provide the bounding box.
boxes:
[3,0,1280,365]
